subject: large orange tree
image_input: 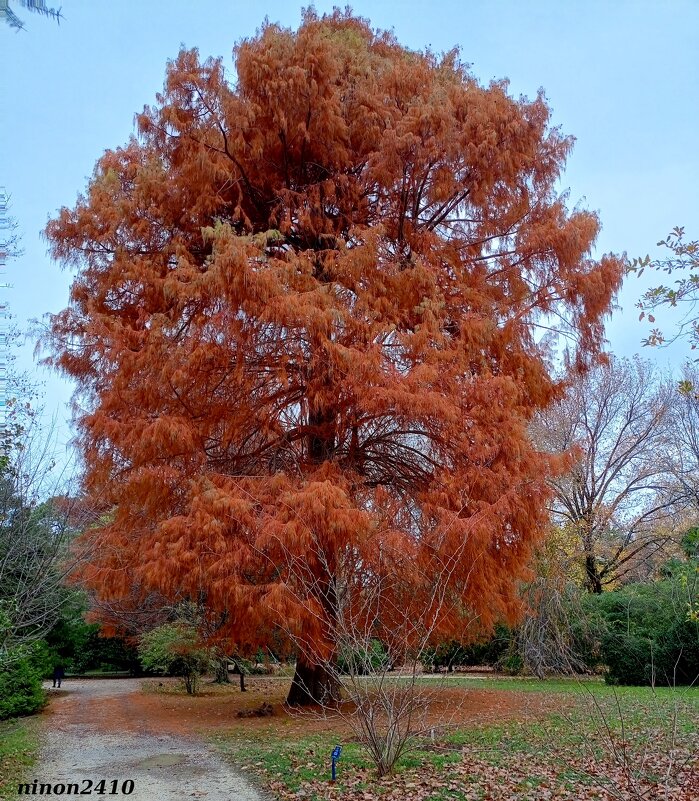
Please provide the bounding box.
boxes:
[45,11,622,704]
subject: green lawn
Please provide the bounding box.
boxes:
[0,718,39,798]
[212,678,699,801]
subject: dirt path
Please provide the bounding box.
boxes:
[34,679,264,801]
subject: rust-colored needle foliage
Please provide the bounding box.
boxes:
[45,11,622,703]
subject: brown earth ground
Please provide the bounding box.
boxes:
[31,675,567,801]
[76,675,564,738]
[33,677,697,801]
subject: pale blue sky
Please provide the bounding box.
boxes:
[2,1,698,447]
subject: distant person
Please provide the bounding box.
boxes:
[52,664,65,688]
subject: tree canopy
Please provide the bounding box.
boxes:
[44,10,623,703]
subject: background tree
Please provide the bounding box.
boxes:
[80,581,268,687]
[138,622,212,695]
[42,588,140,675]
[0,413,93,718]
[0,189,22,262]
[513,527,599,676]
[663,364,699,522]
[534,357,677,593]
[44,10,622,704]
[632,227,699,349]
[0,418,89,664]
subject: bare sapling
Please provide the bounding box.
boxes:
[266,507,483,777]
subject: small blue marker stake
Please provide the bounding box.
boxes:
[331,745,342,782]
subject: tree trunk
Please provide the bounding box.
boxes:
[183,671,197,695]
[286,656,340,707]
[585,553,603,594]
[291,355,340,708]
[230,660,247,691]
[214,656,231,684]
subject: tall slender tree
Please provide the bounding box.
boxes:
[44,11,622,703]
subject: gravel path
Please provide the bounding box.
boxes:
[34,679,264,801]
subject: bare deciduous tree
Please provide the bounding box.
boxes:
[534,357,677,593]
[0,419,91,666]
[265,508,483,777]
[664,364,699,523]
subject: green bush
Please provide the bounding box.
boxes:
[598,632,653,685]
[585,568,699,685]
[423,641,468,672]
[138,623,212,694]
[497,649,525,676]
[0,657,46,720]
[337,639,390,675]
[419,565,699,684]
[423,627,511,673]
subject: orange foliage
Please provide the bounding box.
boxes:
[44,11,622,678]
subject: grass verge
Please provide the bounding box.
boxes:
[0,717,40,798]
[211,679,699,801]
[211,728,462,800]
